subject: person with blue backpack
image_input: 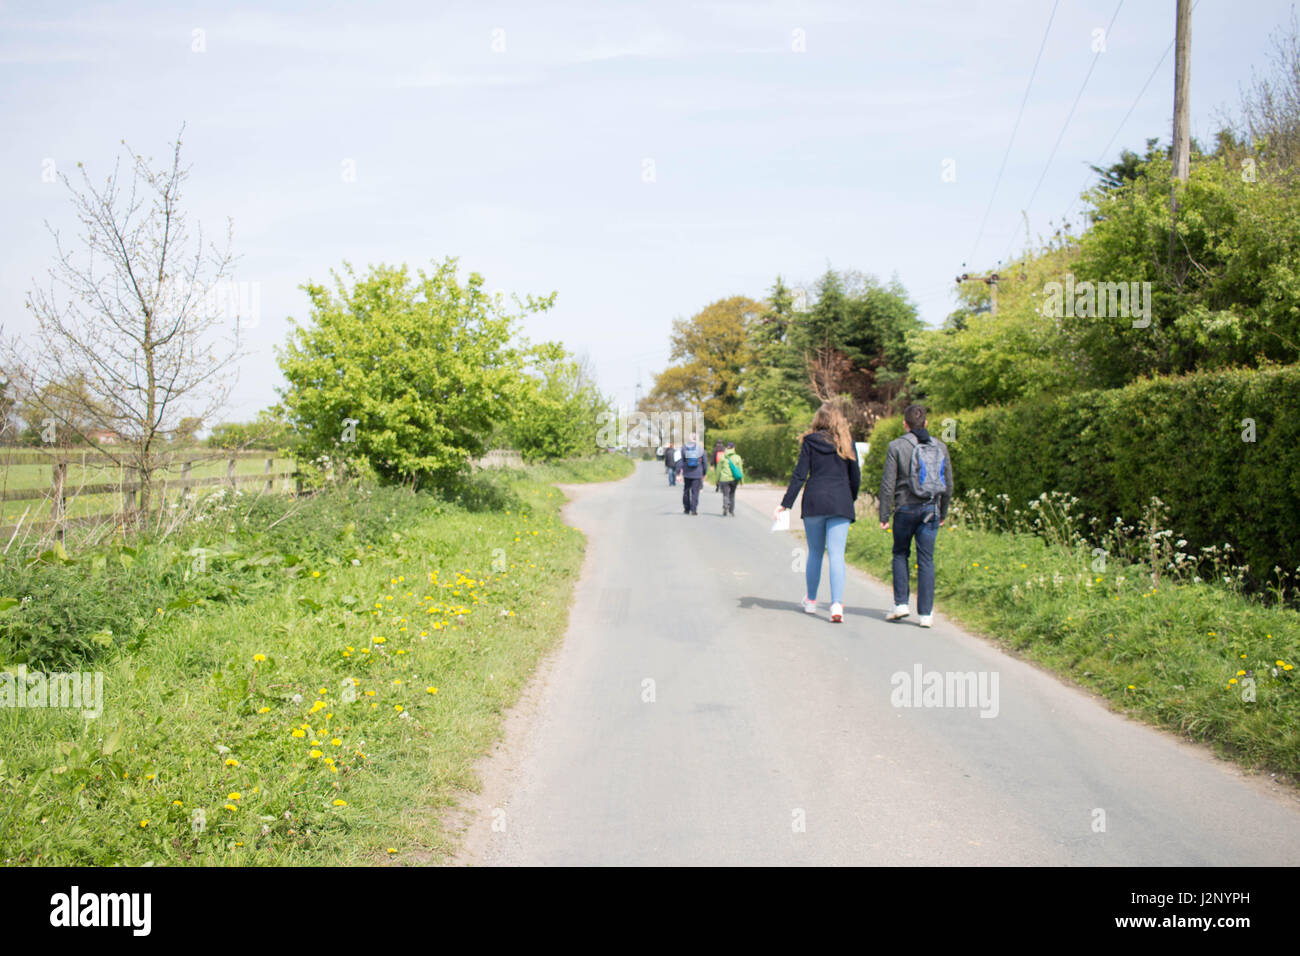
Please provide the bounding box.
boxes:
[676,433,708,515]
[879,404,954,628]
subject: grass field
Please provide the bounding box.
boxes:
[845,517,1300,778]
[0,454,634,865]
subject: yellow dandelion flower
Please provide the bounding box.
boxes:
[224,758,239,767]
[312,570,321,578]
[427,686,438,694]
[172,800,183,807]
[224,804,238,812]
[140,819,149,828]
[331,738,342,746]
[1228,678,1238,685]
[1236,670,1246,677]
[394,704,404,713]
[310,749,323,759]
[291,728,306,738]
[372,636,386,644]
[333,799,347,807]
[253,653,267,662]
[258,706,271,714]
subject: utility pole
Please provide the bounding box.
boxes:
[955,269,1000,315]
[1171,0,1192,184]
[1168,0,1192,282]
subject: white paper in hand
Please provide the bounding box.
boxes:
[770,509,790,533]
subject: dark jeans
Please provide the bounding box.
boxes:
[891,503,939,615]
[667,466,676,485]
[681,477,702,513]
[719,480,736,514]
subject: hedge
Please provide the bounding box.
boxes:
[708,423,804,481]
[863,365,1300,587]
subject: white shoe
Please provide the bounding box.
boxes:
[885,604,910,622]
[919,615,933,628]
[830,602,843,623]
[802,597,818,614]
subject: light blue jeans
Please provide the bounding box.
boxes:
[803,515,851,605]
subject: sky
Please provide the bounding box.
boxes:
[2,0,1295,422]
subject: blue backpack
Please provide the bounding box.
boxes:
[680,443,702,468]
[905,433,947,515]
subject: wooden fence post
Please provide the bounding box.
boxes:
[227,457,237,492]
[51,460,67,542]
[265,457,273,493]
[123,465,137,515]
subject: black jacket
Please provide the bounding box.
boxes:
[663,447,676,468]
[781,432,861,521]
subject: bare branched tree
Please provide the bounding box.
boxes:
[1235,9,1300,170]
[7,127,245,519]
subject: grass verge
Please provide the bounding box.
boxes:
[0,454,633,864]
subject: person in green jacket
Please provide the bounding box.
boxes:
[712,442,743,517]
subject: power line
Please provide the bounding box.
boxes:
[1056,0,1201,230]
[967,0,1062,266]
[1002,0,1126,267]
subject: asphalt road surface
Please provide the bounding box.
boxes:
[461,462,1300,865]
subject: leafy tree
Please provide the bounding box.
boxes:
[789,268,922,434]
[1067,146,1300,386]
[908,244,1084,410]
[15,373,114,445]
[742,276,815,424]
[171,417,203,445]
[208,407,299,451]
[508,344,607,462]
[277,259,552,487]
[646,295,760,429]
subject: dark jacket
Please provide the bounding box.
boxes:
[675,441,708,479]
[879,431,954,523]
[781,432,861,521]
[663,447,676,468]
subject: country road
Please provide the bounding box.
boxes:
[456,461,1300,866]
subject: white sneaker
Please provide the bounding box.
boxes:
[919,615,933,628]
[885,604,910,622]
[802,597,818,614]
[830,602,843,623]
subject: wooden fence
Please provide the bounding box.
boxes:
[0,450,298,543]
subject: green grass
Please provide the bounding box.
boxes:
[846,519,1300,777]
[0,454,632,865]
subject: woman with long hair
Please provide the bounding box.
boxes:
[775,402,861,623]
